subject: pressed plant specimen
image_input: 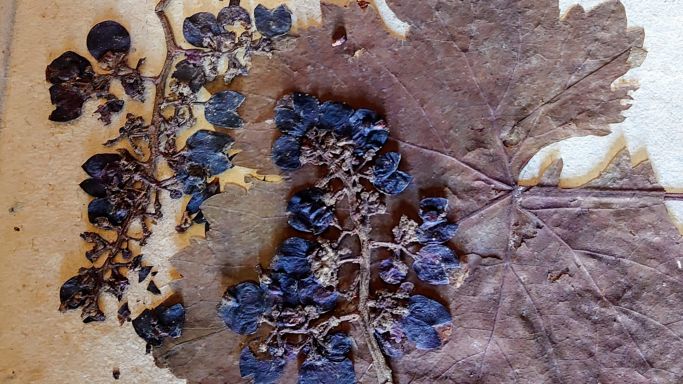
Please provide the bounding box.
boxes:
[52,0,293,349]
[219,93,461,383]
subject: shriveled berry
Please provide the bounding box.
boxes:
[87,21,131,60]
[218,281,270,335]
[373,170,413,195]
[287,187,334,235]
[419,197,449,223]
[416,222,459,244]
[254,4,292,38]
[298,355,355,384]
[319,101,353,132]
[378,258,408,285]
[239,347,285,384]
[132,303,185,347]
[183,12,221,47]
[272,135,302,170]
[46,51,93,84]
[205,90,246,128]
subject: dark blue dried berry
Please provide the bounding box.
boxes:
[239,347,285,384]
[352,126,389,154]
[48,84,88,122]
[79,178,108,197]
[374,329,404,358]
[254,4,292,38]
[373,170,413,195]
[272,135,302,170]
[287,187,334,235]
[407,295,451,326]
[298,276,338,312]
[218,5,251,29]
[298,355,355,384]
[59,269,99,311]
[271,237,316,277]
[205,90,245,128]
[82,153,121,177]
[186,179,220,214]
[324,333,352,361]
[349,108,380,131]
[132,303,185,347]
[373,152,401,180]
[413,244,459,285]
[87,198,128,226]
[416,222,458,244]
[87,21,131,60]
[183,12,221,47]
[419,197,448,223]
[186,129,235,152]
[176,169,206,194]
[378,258,408,285]
[400,295,451,350]
[271,272,301,306]
[412,260,449,285]
[218,281,270,335]
[275,108,308,137]
[318,101,353,132]
[291,93,320,125]
[172,60,206,92]
[46,51,93,84]
[401,315,442,350]
[185,150,232,175]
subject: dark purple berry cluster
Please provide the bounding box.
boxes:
[220,93,458,383]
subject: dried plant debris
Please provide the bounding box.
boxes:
[153,1,683,383]
[46,21,143,122]
[155,95,460,383]
[52,0,293,353]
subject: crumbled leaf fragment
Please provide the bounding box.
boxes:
[138,266,152,283]
[147,280,161,295]
[95,98,125,125]
[318,101,353,131]
[117,302,131,325]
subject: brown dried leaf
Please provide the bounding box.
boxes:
[154,1,683,383]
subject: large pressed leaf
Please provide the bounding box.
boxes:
[153,1,683,383]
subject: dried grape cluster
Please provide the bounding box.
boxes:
[54,0,292,350]
[219,94,458,383]
[46,20,144,123]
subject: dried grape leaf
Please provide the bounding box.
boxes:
[152,1,683,383]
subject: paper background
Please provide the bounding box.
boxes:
[0,1,680,383]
